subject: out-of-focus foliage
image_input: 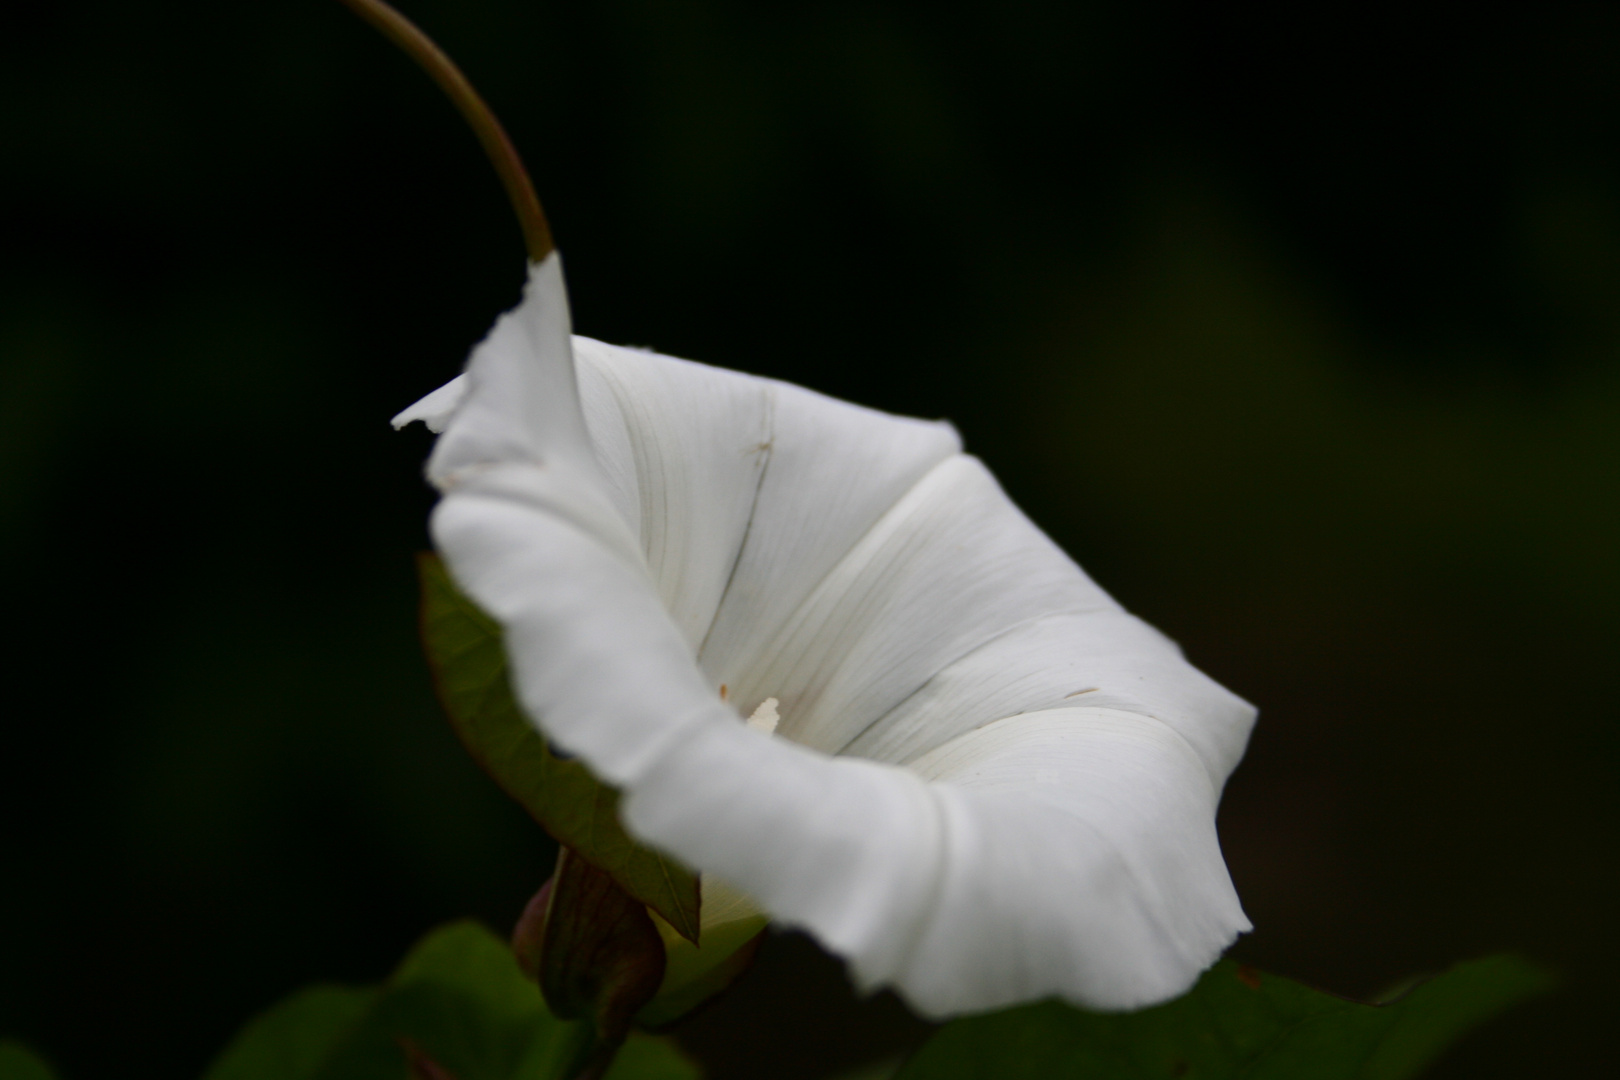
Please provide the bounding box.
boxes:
[2,1,1614,1078]
[0,1042,57,1080]
[895,957,1551,1080]
[201,921,699,1080]
[202,987,380,1080]
[197,944,1547,1080]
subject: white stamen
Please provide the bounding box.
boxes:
[745,697,780,735]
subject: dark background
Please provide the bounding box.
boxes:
[3,1,1616,1077]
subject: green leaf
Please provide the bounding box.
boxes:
[602,1036,703,1080]
[201,986,379,1080]
[204,922,698,1080]
[894,956,1552,1080]
[203,922,589,1080]
[418,554,701,942]
[820,1056,906,1080]
[367,920,590,1080]
[0,1041,58,1080]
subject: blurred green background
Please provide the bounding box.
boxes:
[3,1,1616,1077]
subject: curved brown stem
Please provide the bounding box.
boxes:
[336,0,554,262]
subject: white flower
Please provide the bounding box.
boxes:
[394,254,1255,1018]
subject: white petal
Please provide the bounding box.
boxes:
[619,703,1247,1016]
[896,707,1250,1014]
[571,338,771,652]
[427,256,603,489]
[391,374,468,433]
[720,455,1116,755]
[846,611,1256,787]
[622,721,947,986]
[540,331,962,680]
[685,380,961,683]
[432,481,713,784]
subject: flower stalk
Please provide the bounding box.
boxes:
[336,0,554,262]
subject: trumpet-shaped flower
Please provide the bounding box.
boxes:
[394,254,1255,1018]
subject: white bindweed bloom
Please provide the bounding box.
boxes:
[394,254,1255,1018]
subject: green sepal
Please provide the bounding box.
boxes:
[372,921,592,1080]
[418,554,701,942]
[635,922,765,1030]
[894,955,1552,1080]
